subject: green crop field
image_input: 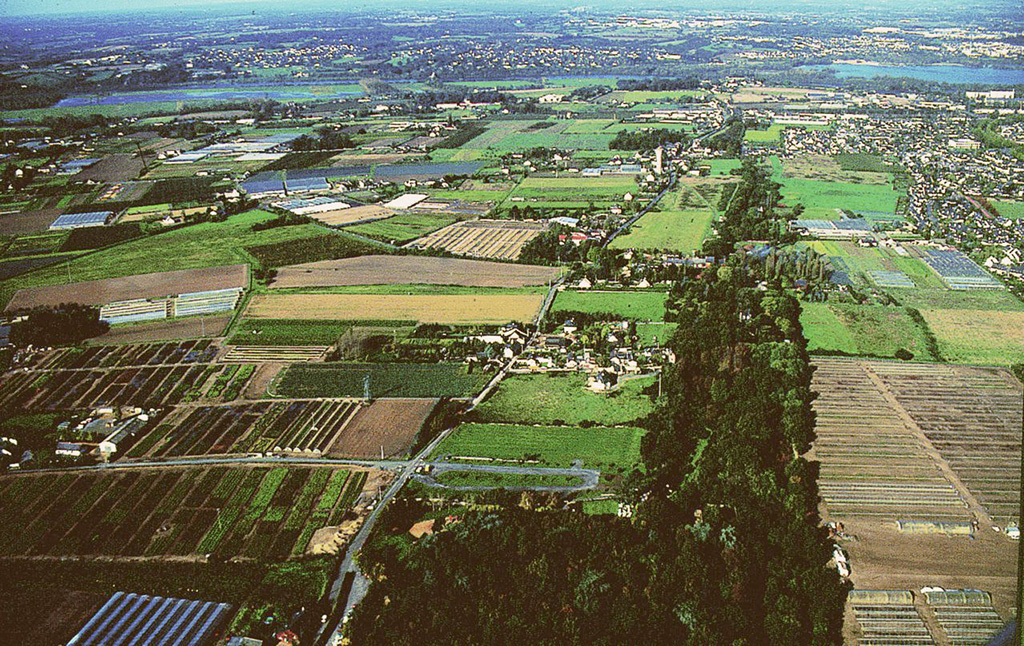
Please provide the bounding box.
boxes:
[610,208,713,253]
[771,157,900,218]
[834,153,894,173]
[274,362,489,398]
[800,302,936,359]
[917,308,1024,365]
[744,124,784,142]
[504,175,638,209]
[228,319,353,346]
[474,373,656,426]
[431,422,644,470]
[0,210,354,307]
[636,322,677,345]
[992,200,1024,219]
[345,213,459,243]
[552,289,668,320]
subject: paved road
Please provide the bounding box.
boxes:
[413,462,600,492]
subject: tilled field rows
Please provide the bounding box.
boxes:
[869,361,1022,526]
[413,220,547,260]
[0,364,211,411]
[811,359,970,522]
[33,340,218,371]
[132,399,370,458]
[0,466,368,560]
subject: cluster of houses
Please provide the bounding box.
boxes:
[53,408,152,462]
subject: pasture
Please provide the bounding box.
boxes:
[246,292,544,324]
[431,422,644,471]
[504,175,637,210]
[552,289,668,321]
[918,309,1024,365]
[991,200,1024,219]
[800,302,937,360]
[772,157,900,218]
[474,373,656,426]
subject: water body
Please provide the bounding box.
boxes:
[807,63,1024,85]
[54,87,362,107]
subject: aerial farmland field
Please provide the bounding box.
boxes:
[431,422,644,471]
[345,212,460,243]
[274,362,488,398]
[551,289,668,321]
[270,255,562,289]
[246,292,545,324]
[0,465,369,560]
[474,373,656,426]
[409,220,549,260]
[504,175,638,210]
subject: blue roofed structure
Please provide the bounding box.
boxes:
[49,211,112,230]
[66,591,234,646]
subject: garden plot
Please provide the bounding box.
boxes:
[869,361,1022,526]
[809,358,970,523]
[409,219,548,260]
[221,346,329,363]
[0,465,369,560]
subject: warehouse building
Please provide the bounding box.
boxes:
[49,211,113,230]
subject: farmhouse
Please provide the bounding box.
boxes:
[5,264,249,324]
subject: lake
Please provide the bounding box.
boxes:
[807,63,1024,85]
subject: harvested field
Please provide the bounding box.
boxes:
[0,208,61,236]
[308,204,396,227]
[5,264,248,312]
[72,153,145,182]
[0,465,369,560]
[410,219,548,260]
[90,315,230,345]
[247,293,544,324]
[326,398,436,458]
[271,255,562,289]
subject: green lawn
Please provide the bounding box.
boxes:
[636,322,677,345]
[227,319,352,346]
[609,208,713,253]
[0,210,342,307]
[475,373,656,426]
[552,290,668,320]
[274,362,488,398]
[431,422,644,470]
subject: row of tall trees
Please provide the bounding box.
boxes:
[345,161,846,644]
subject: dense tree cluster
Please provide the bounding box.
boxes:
[610,128,688,151]
[290,126,356,151]
[705,117,746,157]
[9,305,109,347]
[703,159,796,258]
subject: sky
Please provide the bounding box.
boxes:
[0,0,1011,17]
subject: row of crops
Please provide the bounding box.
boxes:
[0,466,369,560]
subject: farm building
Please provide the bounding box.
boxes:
[274,195,351,215]
[791,218,873,239]
[66,591,233,646]
[5,264,249,324]
[49,211,113,230]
